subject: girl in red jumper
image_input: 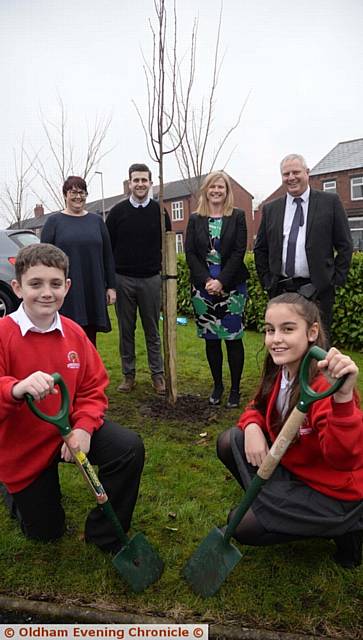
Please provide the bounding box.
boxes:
[217,293,363,568]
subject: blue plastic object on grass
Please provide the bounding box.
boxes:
[160,315,188,325]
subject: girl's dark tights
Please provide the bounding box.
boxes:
[217,429,306,546]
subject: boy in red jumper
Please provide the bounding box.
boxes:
[0,243,144,552]
[217,293,363,568]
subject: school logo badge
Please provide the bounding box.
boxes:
[67,351,80,369]
[299,415,313,436]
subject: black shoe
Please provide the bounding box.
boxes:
[209,385,224,405]
[333,530,363,569]
[226,390,240,409]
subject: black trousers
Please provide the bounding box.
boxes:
[10,420,145,552]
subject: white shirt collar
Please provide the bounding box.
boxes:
[280,366,295,390]
[9,303,64,337]
[129,194,151,208]
[286,185,310,205]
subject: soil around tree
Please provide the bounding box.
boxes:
[139,394,220,425]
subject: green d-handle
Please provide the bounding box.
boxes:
[25,372,71,437]
[298,345,347,412]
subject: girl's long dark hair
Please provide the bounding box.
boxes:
[253,293,328,435]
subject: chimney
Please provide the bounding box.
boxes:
[34,204,44,218]
[123,179,129,196]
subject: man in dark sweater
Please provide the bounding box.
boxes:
[106,164,171,394]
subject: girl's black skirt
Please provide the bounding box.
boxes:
[230,427,363,537]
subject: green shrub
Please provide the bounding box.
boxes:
[177,251,363,350]
[177,254,193,316]
[243,253,269,331]
[331,252,363,350]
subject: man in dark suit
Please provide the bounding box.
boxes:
[254,154,353,335]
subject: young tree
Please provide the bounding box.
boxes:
[134,0,197,404]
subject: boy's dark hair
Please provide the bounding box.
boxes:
[62,176,88,198]
[15,243,69,282]
[128,164,152,180]
[253,292,327,435]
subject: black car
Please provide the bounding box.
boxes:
[0,229,40,317]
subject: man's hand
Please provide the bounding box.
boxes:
[244,423,269,467]
[61,429,91,462]
[12,371,58,401]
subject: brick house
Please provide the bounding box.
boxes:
[309,139,363,250]
[254,139,363,250]
[13,173,255,251]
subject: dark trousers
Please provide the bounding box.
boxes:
[82,325,97,347]
[10,420,145,552]
[115,273,163,377]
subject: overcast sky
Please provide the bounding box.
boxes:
[0,0,362,224]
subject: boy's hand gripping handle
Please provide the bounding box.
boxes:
[25,374,106,503]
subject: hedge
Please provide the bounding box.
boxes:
[176,252,363,351]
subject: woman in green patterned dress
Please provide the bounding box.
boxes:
[185,171,249,408]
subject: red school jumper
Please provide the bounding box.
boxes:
[0,316,108,493]
[238,372,363,501]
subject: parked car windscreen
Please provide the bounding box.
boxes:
[7,231,40,248]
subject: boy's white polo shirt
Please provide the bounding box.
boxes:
[9,303,64,337]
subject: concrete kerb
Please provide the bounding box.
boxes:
[0,596,343,640]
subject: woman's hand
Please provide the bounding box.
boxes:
[61,428,91,462]
[106,288,116,305]
[205,279,223,295]
[244,423,269,467]
[318,347,358,403]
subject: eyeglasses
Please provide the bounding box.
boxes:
[69,190,87,198]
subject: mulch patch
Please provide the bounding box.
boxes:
[139,394,220,425]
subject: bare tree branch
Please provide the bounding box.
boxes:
[0,140,38,227]
[169,3,251,195]
[30,97,113,210]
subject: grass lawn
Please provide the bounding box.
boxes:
[1,308,362,637]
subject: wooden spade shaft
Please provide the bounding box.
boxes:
[63,437,130,547]
[224,407,306,543]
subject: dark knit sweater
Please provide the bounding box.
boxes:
[106,199,171,277]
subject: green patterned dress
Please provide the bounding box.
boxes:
[191,217,247,340]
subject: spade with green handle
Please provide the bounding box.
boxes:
[25,373,164,593]
[183,346,347,598]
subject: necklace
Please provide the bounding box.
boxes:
[208,216,222,256]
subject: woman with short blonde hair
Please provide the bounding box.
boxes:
[196,171,234,217]
[186,171,249,408]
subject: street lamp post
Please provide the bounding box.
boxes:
[95,171,105,222]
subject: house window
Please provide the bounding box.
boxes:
[323,180,336,193]
[176,232,184,254]
[171,200,184,221]
[349,217,363,251]
[351,176,363,200]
